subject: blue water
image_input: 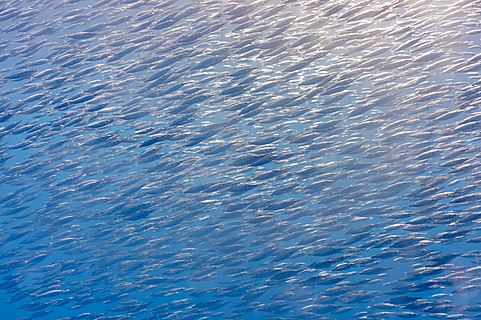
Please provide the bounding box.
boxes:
[1,0,481,319]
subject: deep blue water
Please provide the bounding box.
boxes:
[1,0,481,319]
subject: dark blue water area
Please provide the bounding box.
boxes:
[1,0,481,319]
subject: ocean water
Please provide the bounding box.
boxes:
[1,0,481,319]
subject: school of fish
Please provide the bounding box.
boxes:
[1,0,481,319]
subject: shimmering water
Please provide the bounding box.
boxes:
[1,0,481,319]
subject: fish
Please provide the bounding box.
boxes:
[1,0,481,319]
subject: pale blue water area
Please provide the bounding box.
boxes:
[1,0,481,319]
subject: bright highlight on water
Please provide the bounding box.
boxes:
[1,0,481,319]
